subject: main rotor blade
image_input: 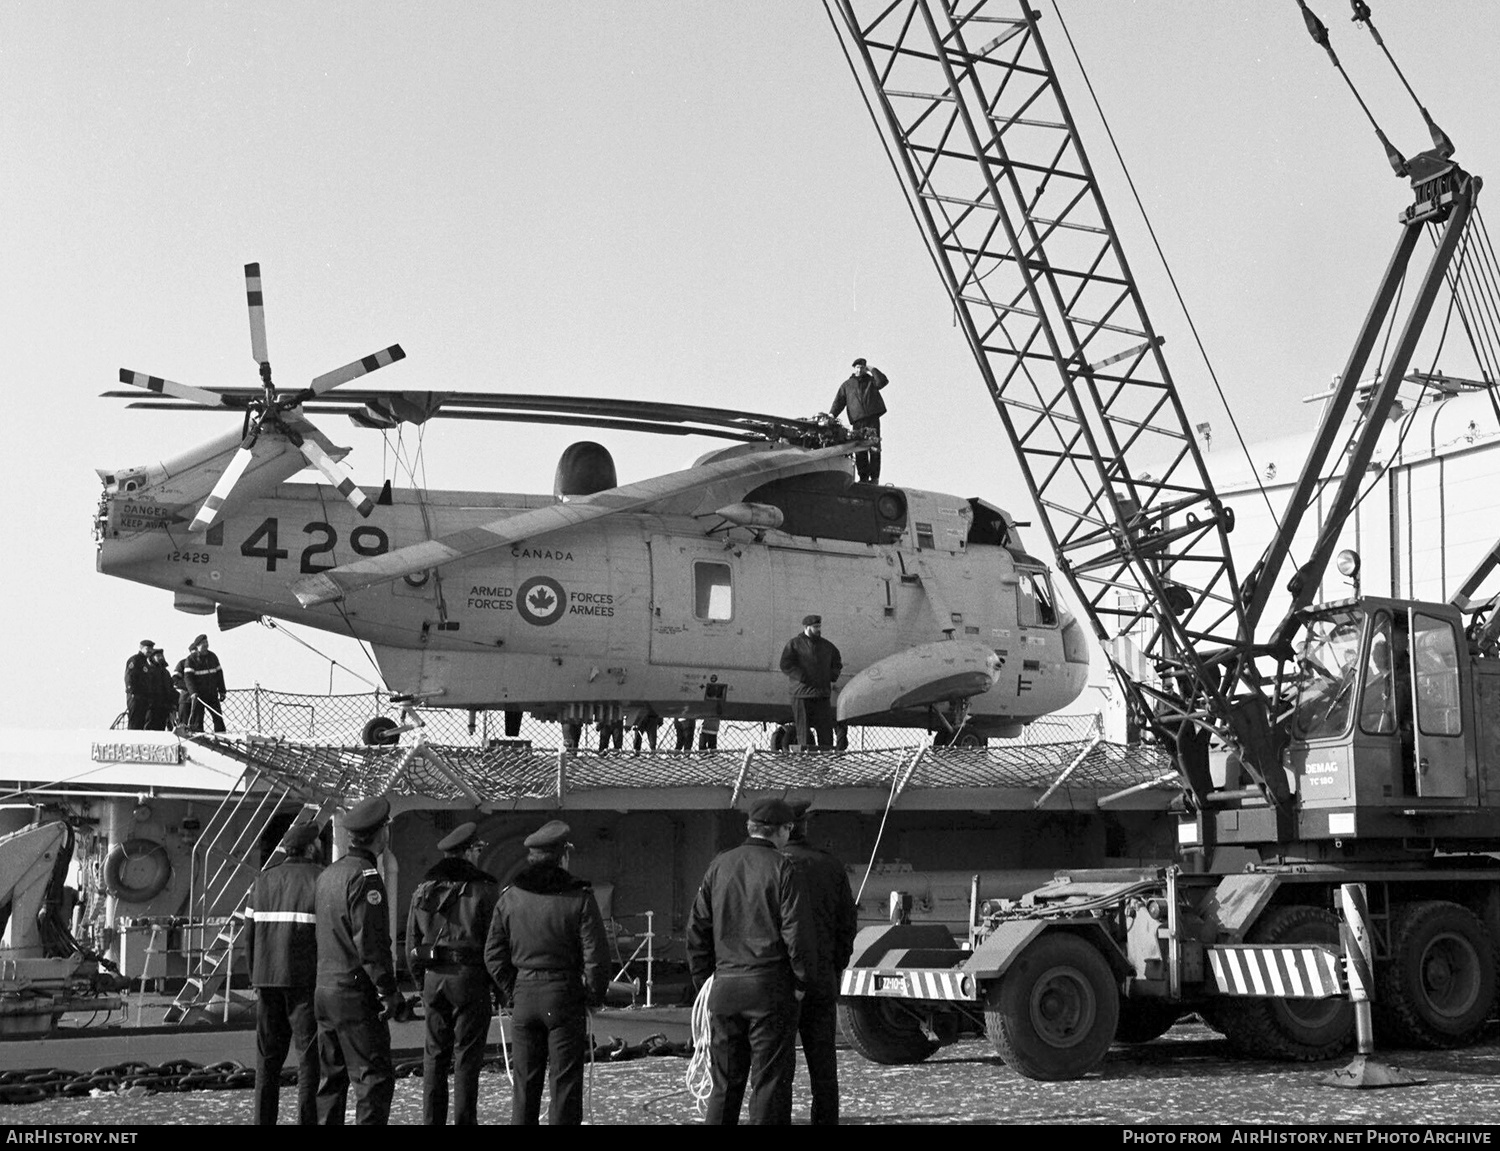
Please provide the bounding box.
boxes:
[190,443,256,533]
[245,262,268,366]
[295,435,374,518]
[306,345,406,397]
[118,369,237,410]
[292,441,852,606]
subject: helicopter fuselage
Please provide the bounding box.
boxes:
[95,440,1088,734]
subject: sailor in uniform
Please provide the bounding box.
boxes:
[484,819,609,1125]
[245,820,323,1125]
[314,795,401,1125]
[407,821,499,1125]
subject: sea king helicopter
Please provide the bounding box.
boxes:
[95,264,1089,743]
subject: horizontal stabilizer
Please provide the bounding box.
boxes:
[837,640,1003,723]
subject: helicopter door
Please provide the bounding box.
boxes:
[1409,611,1467,798]
[648,536,773,670]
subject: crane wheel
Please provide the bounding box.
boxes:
[1112,998,1182,1045]
[1214,904,1353,1061]
[1376,900,1497,1049]
[103,838,172,903]
[984,932,1119,1080]
[837,999,940,1065]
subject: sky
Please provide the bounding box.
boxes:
[4,1,1498,728]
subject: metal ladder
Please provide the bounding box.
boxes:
[163,765,335,1024]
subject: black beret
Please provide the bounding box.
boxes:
[523,819,572,851]
[344,795,391,834]
[280,822,320,851]
[438,821,479,852]
[139,639,155,648]
[748,797,796,825]
[802,614,822,627]
[852,357,867,367]
[192,634,209,647]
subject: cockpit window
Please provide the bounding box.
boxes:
[694,561,732,621]
[1017,569,1058,628]
[1292,609,1364,739]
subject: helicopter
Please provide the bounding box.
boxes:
[95,263,1089,743]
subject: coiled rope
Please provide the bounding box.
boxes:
[684,975,714,1115]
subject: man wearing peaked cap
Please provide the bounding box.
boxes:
[779,614,843,753]
[686,797,810,1124]
[123,640,155,730]
[782,801,858,1125]
[281,822,322,852]
[749,796,797,825]
[827,356,889,482]
[485,819,608,1125]
[313,794,399,1125]
[523,820,572,851]
[183,632,227,734]
[343,795,391,835]
[245,819,324,1125]
[408,819,499,1125]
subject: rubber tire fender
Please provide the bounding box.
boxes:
[103,839,172,903]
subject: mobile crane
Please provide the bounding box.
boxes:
[827,0,1500,1079]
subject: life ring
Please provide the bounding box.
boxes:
[104,839,172,903]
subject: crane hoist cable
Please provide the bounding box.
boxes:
[1046,2,1283,564]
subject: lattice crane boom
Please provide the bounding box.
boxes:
[829,0,1258,804]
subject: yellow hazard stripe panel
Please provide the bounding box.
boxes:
[1207,944,1344,999]
[839,967,978,1001]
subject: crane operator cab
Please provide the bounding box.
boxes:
[1282,597,1484,845]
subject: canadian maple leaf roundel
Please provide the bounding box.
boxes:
[516,575,568,626]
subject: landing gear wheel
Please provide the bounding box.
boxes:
[838,998,940,1065]
[1376,900,1497,1049]
[361,716,400,746]
[1113,999,1181,1044]
[985,933,1119,1080]
[1215,905,1353,1061]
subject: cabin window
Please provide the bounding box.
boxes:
[915,522,936,550]
[1292,609,1363,739]
[1017,570,1057,628]
[1359,611,1399,735]
[1412,613,1461,736]
[694,561,733,621]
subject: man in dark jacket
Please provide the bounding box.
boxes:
[827,357,889,482]
[783,801,858,1125]
[171,652,192,729]
[184,633,227,733]
[407,821,499,1126]
[484,819,608,1125]
[246,821,323,1125]
[686,797,810,1125]
[123,640,155,729]
[314,795,401,1125]
[146,648,175,730]
[778,615,843,751]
